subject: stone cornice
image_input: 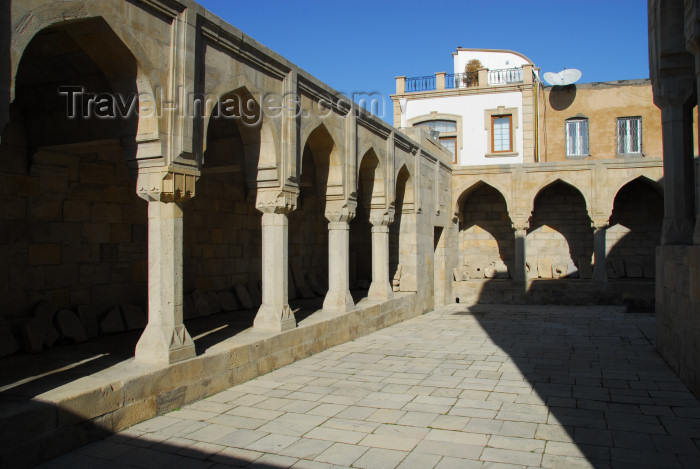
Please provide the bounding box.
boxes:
[199,17,289,80]
[135,0,186,18]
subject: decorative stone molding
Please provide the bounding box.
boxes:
[511,218,530,232]
[325,199,357,223]
[137,167,199,203]
[591,218,610,231]
[369,208,395,227]
[255,187,299,215]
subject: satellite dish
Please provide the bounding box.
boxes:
[543,68,582,86]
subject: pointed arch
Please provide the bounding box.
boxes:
[10,10,164,162]
[458,182,514,279]
[395,164,415,214]
[11,16,161,165]
[358,148,386,209]
[455,180,511,223]
[611,174,663,202]
[527,179,593,279]
[202,86,279,187]
[606,176,663,279]
[300,122,344,198]
[530,177,590,219]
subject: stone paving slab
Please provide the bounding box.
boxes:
[39,304,700,468]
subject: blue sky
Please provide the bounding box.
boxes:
[196,0,649,124]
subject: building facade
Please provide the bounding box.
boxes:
[392,48,664,299]
[393,49,539,166]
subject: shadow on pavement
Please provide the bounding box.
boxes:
[458,301,700,468]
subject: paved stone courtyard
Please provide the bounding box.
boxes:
[39,304,700,469]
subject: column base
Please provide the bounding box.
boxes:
[322,290,355,314]
[367,281,393,300]
[254,304,296,332]
[135,323,195,366]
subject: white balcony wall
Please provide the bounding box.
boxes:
[403,91,524,166]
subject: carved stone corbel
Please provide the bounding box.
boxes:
[137,167,199,203]
[324,199,357,224]
[255,186,299,215]
[369,208,394,227]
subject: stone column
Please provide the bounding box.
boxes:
[135,201,195,365]
[683,0,700,245]
[592,221,608,283]
[135,170,198,365]
[254,189,298,332]
[512,220,529,282]
[323,201,356,314]
[367,209,394,300]
[660,101,696,245]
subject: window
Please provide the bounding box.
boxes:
[439,136,457,163]
[617,117,642,155]
[491,115,512,153]
[414,119,458,163]
[566,118,589,157]
[415,120,457,133]
[484,106,518,157]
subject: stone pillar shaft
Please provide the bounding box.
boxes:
[323,221,355,313]
[135,201,195,365]
[661,105,695,245]
[255,212,295,332]
[592,225,608,283]
[368,223,392,300]
[513,228,528,282]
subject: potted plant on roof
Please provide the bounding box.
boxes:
[463,59,482,87]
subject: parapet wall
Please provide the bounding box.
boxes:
[0,293,418,468]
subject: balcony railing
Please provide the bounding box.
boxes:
[487,67,523,85]
[400,66,531,94]
[405,75,436,92]
[445,72,479,89]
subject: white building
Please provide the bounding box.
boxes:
[392,48,540,166]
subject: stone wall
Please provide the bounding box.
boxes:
[541,80,663,161]
[184,171,261,293]
[527,182,593,279]
[288,189,329,296]
[0,143,147,320]
[656,246,700,397]
[349,201,372,289]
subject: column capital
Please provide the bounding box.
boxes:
[511,219,530,232]
[369,208,395,227]
[591,219,609,231]
[653,77,696,110]
[137,167,199,203]
[256,186,299,215]
[325,199,357,223]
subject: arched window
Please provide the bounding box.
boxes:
[414,119,458,163]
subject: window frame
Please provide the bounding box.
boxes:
[491,114,513,153]
[565,117,590,159]
[438,136,457,164]
[484,106,519,157]
[617,116,643,157]
[408,113,462,164]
